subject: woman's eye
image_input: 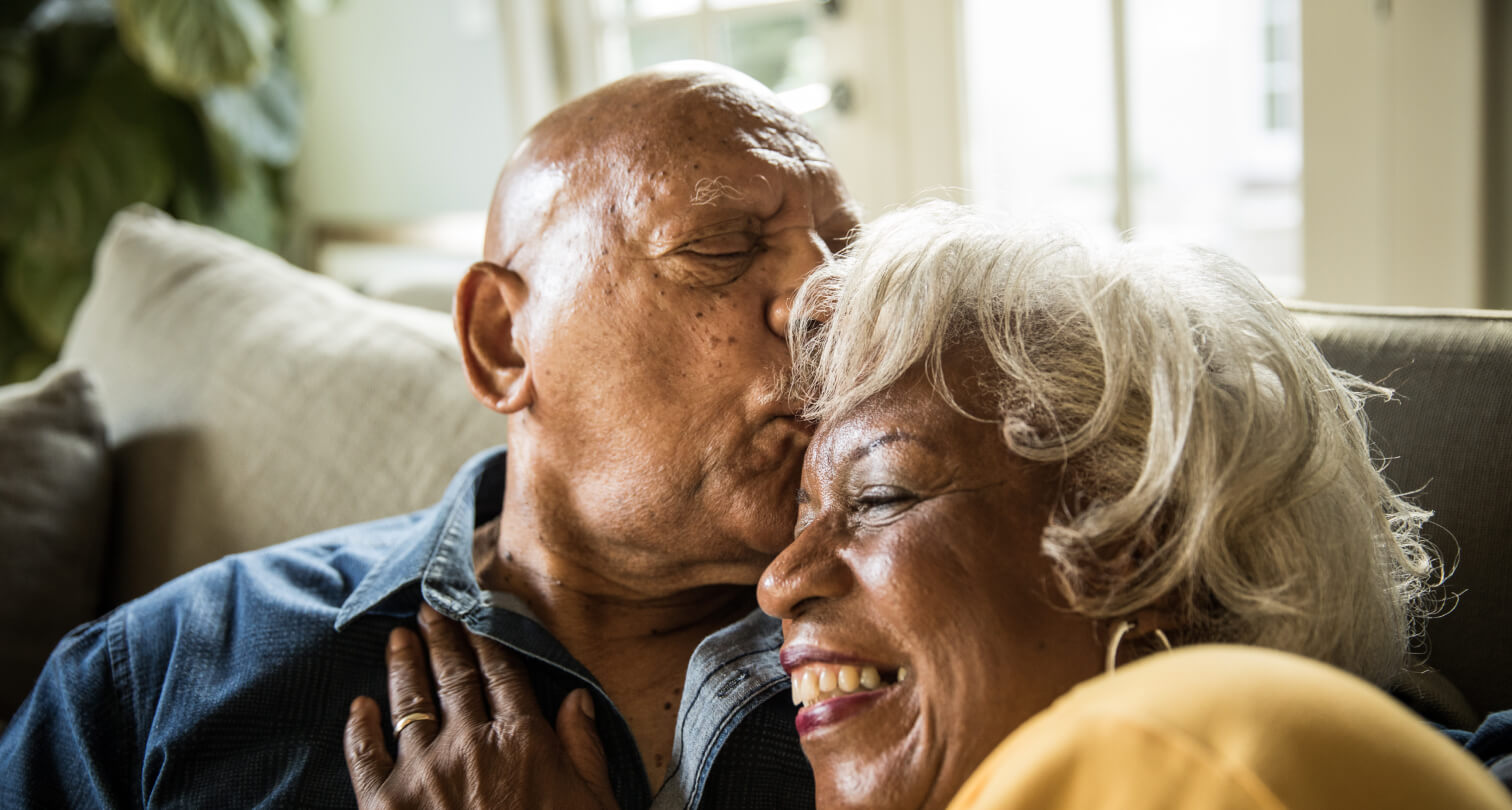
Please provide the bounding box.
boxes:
[853,486,913,514]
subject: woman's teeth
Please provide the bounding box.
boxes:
[790,663,909,707]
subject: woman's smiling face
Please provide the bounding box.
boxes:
[758,354,1106,810]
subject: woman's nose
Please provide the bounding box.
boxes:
[766,230,831,340]
[757,519,851,620]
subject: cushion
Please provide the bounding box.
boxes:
[1293,302,1512,719]
[0,366,110,723]
[61,205,506,604]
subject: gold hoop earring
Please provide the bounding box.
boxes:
[1104,620,1172,674]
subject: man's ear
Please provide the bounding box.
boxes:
[455,261,534,414]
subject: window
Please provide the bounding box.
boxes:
[961,0,1303,296]
[567,0,833,117]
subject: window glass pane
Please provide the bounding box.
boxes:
[1126,0,1301,295]
[708,0,802,11]
[628,19,702,68]
[715,11,819,92]
[961,0,1119,237]
[628,0,699,20]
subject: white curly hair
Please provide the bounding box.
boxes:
[789,200,1439,685]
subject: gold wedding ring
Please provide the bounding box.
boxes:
[392,711,437,736]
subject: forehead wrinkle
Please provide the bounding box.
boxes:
[490,67,836,275]
[843,431,931,465]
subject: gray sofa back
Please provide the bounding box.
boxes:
[1293,303,1512,720]
[54,207,1512,723]
[60,206,508,605]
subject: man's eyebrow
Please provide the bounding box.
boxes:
[845,432,925,464]
[691,176,746,206]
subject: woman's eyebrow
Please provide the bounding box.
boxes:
[845,431,926,464]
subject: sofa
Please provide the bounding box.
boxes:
[2,206,1509,732]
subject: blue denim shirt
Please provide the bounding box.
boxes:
[1441,712,1512,792]
[0,447,814,809]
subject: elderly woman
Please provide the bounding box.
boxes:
[344,202,1511,809]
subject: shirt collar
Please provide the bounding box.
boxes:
[655,609,790,810]
[334,445,507,630]
[333,444,798,809]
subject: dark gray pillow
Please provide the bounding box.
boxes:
[0,366,110,724]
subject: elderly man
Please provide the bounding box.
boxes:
[0,63,858,809]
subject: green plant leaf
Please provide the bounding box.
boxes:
[3,236,93,352]
[201,61,300,166]
[291,0,338,14]
[0,272,51,384]
[24,0,114,33]
[175,142,283,252]
[0,32,35,127]
[2,1,44,30]
[29,14,118,86]
[0,44,175,349]
[114,0,277,96]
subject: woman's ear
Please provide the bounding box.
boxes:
[455,261,534,414]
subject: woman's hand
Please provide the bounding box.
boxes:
[343,604,619,810]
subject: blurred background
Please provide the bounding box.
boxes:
[1,0,1506,381]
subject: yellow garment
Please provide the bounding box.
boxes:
[947,645,1512,810]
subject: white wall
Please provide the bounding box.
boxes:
[1301,0,1484,307]
[288,0,525,224]
[817,0,963,217]
[1489,0,1512,310]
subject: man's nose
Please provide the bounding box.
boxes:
[766,230,831,340]
[757,519,851,620]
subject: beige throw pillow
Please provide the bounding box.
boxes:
[61,205,506,603]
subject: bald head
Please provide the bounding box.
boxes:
[482,62,828,273]
[455,61,857,582]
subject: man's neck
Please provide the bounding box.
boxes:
[471,516,757,792]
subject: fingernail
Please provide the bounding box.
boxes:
[388,628,410,652]
[419,603,439,624]
[579,690,596,721]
